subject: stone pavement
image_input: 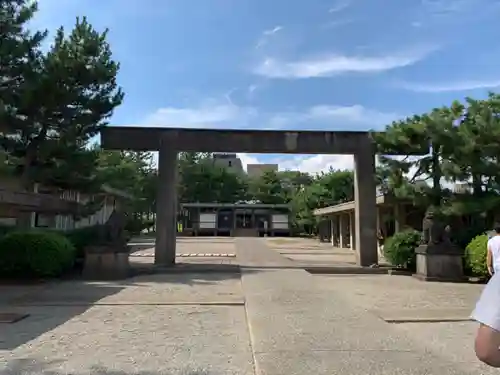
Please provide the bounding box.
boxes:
[0,237,495,374]
[0,272,253,375]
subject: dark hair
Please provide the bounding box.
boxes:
[494,224,500,234]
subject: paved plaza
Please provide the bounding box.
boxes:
[0,238,494,374]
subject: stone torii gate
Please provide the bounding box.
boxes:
[101,127,385,267]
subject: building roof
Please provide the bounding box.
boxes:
[313,194,391,216]
[0,189,80,214]
[180,202,290,209]
[100,184,135,200]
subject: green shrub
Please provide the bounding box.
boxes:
[383,229,421,270]
[0,224,14,238]
[62,225,102,259]
[465,234,489,277]
[0,230,76,278]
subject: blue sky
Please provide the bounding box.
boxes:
[33,0,500,173]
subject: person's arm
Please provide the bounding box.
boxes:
[487,244,494,276]
[476,324,500,367]
[473,273,500,367]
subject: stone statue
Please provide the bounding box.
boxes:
[415,207,463,281]
[83,207,131,280]
[420,207,449,245]
[96,209,129,249]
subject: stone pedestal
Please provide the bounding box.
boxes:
[83,246,130,280]
[414,243,465,282]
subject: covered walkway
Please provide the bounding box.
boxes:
[313,194,423,262]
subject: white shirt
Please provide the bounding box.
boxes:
[472,272,500,331]
[488,236,500,274]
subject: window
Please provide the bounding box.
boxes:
[35,213,55,228]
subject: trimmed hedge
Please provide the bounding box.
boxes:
[0,230,76,278]
[464,234,488,278]
[383,229,421,270]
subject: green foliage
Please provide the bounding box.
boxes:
[376,93,500,225]
[464,234,489,278]
[249,170,287,204]
[178,154,249,203]
[0,0,47,127]
[0,230,76,278]
[125,217,155,235]
[289,169,354,234]
[1,7,123,196]
[383,229,421,270]
[4,0,500,242]
[62,226,102,259]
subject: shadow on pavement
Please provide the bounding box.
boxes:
[0,264,253,351]
[125,269,251,287]
[0,282,125,351]
[0,359,214,375]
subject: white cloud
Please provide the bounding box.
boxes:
[414,0,500,28]
[321,18,355,29]
[306,105,398,125]
[128,102,399,131]
[253,47,436,79]
[263,26,283,36]
[236,154,354,174]
[255,25,283,49]
[247,84,259,99]
[421,0,472,16]
[265,105,399,129]
[224,88,238,106]
[125,102,401,174]
[250,154,455,188]
[281,155,354,173]
[142,101,257,128]
[237,153,261,171]
[328,0,351,13]
[396,79,500,93]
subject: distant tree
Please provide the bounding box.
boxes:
[178,153,248,203]
[248,170,287,204]
[289,169,354,234]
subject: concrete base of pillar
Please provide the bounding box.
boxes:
[413,244,465,282]
[178,229,195,237]
[83,246,130,280]
[231,228,259,237]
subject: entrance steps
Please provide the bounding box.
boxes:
[232,228,259,237]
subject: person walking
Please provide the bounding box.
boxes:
[471,224,500,366]
[472,272,500,367]
[487,225,500,276]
